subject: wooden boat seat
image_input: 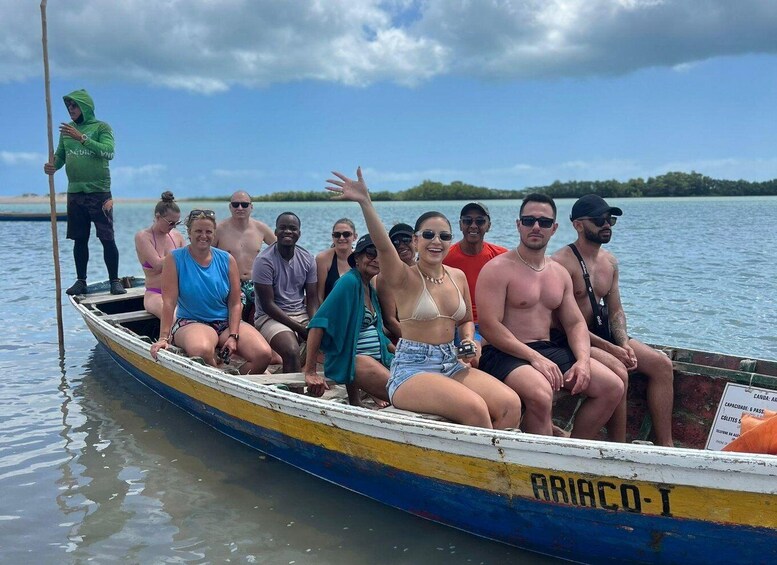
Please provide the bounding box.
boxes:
[102,310,156,324]
[79,285,146,305]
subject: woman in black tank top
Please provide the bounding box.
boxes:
[315,218,357,303]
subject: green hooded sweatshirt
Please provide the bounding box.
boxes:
[53,89,115,194]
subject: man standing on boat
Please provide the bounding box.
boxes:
[43,89,124,295]
[477,194,624,439]
[443,202,507,342]
[552,194,674,446]
[214,191,276,321]
[252,212,319,373]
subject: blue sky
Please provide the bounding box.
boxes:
[2,0,777,198]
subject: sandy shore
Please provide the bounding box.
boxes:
[0,195,155,204]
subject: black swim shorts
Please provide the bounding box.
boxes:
[67,191,115,241]
[480,338,577,381]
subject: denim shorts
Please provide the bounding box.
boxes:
[387,338,468,402]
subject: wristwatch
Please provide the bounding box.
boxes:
[228,333,239,342]
[80,134,88,144]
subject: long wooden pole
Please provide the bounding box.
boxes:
[41,0,65,352]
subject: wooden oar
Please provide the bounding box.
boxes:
[40,0,65,352]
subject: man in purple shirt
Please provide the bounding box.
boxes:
[253,212,319,373]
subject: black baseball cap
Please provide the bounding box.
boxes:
[569,194,623,221]
[460,201,490,218]
[389,223,414,239]
[348,234,376,267]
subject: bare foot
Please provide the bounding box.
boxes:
[553,424,570,438]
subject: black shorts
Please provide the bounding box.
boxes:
[480,338,577,381]
[67,191,115,241]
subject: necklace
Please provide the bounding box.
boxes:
[515,249,546,272]
[418,266,445,285]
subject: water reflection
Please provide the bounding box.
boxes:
[56,346,548,564]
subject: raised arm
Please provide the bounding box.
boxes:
[326,168,408,289]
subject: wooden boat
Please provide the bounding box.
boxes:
[0,211,67,222]
[71,280,777,564]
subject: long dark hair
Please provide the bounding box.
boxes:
[414,211,451,232]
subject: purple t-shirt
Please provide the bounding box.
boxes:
[252,243,317,318]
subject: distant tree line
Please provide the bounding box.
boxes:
[192,171,777,202]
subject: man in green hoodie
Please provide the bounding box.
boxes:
[43,89,125,295]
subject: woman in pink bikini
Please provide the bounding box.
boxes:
[134,191,185,317]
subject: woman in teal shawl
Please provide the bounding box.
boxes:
[304,234,393,407]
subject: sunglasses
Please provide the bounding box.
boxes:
[231,201,251,209]
[363,247,378,259]
[392,235,412,246]
[65,100,78,109]
[519,216,555,229]
[416,230,453,241]
[332,231,353,239]
[162,218,181,227]
[189,209,216,220]
[580,216,618,227]
[460,216,487,226]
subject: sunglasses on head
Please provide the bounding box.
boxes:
[580,216,617,227]
[332,231,353,239]
[416,229,453,241]
[392,235,412,246]
[460,216,487,226]
[519,216,555,229]
[231,201,251,208]
[189,209,216,220]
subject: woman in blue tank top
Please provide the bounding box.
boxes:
[150,210,272,374]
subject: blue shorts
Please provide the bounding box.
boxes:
[387,338,468,403]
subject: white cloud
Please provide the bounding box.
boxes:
[2,1,775,90]
[1,151,45,165]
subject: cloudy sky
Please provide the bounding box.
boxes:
[2,0,777,198]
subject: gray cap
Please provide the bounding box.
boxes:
[460,201,490,218]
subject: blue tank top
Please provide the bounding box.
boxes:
[172,247,231,322]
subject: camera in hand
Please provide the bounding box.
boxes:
[219,346,231,365]
[456,341,476,359]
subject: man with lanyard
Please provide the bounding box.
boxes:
[252,212,319,373]
[214,191,276,321]
[43,89,124,295]
[443,202,507,342]
[552,194,674,446]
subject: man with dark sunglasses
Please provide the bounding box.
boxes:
[443,202,507,339]
[477,193,624,440]
[552,194,674,446]
[377,223,416,340]
[214,191,276,321]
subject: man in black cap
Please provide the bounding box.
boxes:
[377,223,416,340]
[443,202,507,340]
[552,194,674,446]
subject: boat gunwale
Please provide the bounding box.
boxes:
[72,293,777,493]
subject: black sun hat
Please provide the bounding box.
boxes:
[347,234,376,267]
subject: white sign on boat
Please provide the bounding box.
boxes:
[706,383,777,450]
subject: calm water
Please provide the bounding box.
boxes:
[1,196,775,564]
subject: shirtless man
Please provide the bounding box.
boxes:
[477,193,624,439]
[552,194,674,446]
[214,191,276,321]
